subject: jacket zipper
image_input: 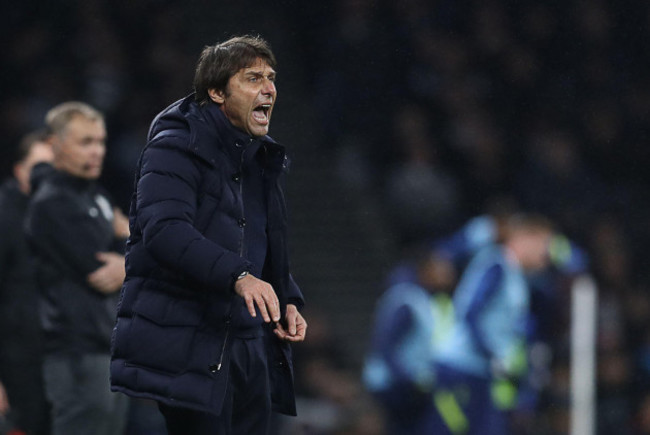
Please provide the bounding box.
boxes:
[215,317,231,371]
[238,140,249,257]
[217,139,250,372]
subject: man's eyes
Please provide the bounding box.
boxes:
[248,75,275,82]
[80,139,104,146]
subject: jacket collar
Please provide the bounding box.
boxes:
[48,170,96,192]
[182,95,287,173]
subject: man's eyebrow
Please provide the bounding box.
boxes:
[244,70,276,77]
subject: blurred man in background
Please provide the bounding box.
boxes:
[364,249,456,434]
[433,214,553,434]
[0,130,53,435]
[25,102,129,435]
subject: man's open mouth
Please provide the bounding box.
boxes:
[252,104,271,123]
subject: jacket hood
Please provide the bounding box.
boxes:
[147,94,288,172]
[146,95,192,143]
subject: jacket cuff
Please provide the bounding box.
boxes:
[285,274,305,310]
[230,263,252,290]
[288,297,304,311]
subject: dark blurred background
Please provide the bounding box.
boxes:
[3,0,650,433]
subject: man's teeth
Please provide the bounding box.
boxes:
[253,108,269,122]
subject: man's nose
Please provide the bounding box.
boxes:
[262,79,276,96]
[93,143,106,158]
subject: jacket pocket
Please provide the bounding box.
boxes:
[127,288,205,373]
[133,287,205,326]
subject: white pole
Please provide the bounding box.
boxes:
[570,274,598,435]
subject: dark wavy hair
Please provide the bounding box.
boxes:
[193,35,277,106]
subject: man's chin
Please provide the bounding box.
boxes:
[81,169,102,180]
[249,125,270,137]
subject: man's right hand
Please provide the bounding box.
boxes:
[234,274,280,323]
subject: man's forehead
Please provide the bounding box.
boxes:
[241,59,275,74]
[63,116,106,136]
[67,114,104,127]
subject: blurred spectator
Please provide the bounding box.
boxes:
[384,103,461,245]
[516,129,606,244]
[363,249,455,434]
[283,309,382,435]
[634,393,650,434]
[0,381,10,433]
[598,350,634,435]
[24,102,128,435]
[0,130,53,435]
[312,0,398,151]
[447,109,510,213]
[543,357,572,434]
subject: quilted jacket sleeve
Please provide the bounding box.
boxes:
[286,274,304,310]
[135,138,252,292]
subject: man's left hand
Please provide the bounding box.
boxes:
[87,252,125,294]
[274,304,307,342]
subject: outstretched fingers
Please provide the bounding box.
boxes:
[236,274,280,323]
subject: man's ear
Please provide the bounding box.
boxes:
[13,162,25,183]
[208,89,225,104]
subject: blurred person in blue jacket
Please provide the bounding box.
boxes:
[363,248,456,434]
[432,214,554,434]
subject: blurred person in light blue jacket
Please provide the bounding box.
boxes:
[387,204,589,419]
[432,214,554,434]
[363,248,456,435]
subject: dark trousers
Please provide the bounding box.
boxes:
[374,384,441,435]
[0,359,51,435]
[43,353,129,435]
[159,336,271,435]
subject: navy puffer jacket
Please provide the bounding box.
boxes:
[110,94,304,416]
